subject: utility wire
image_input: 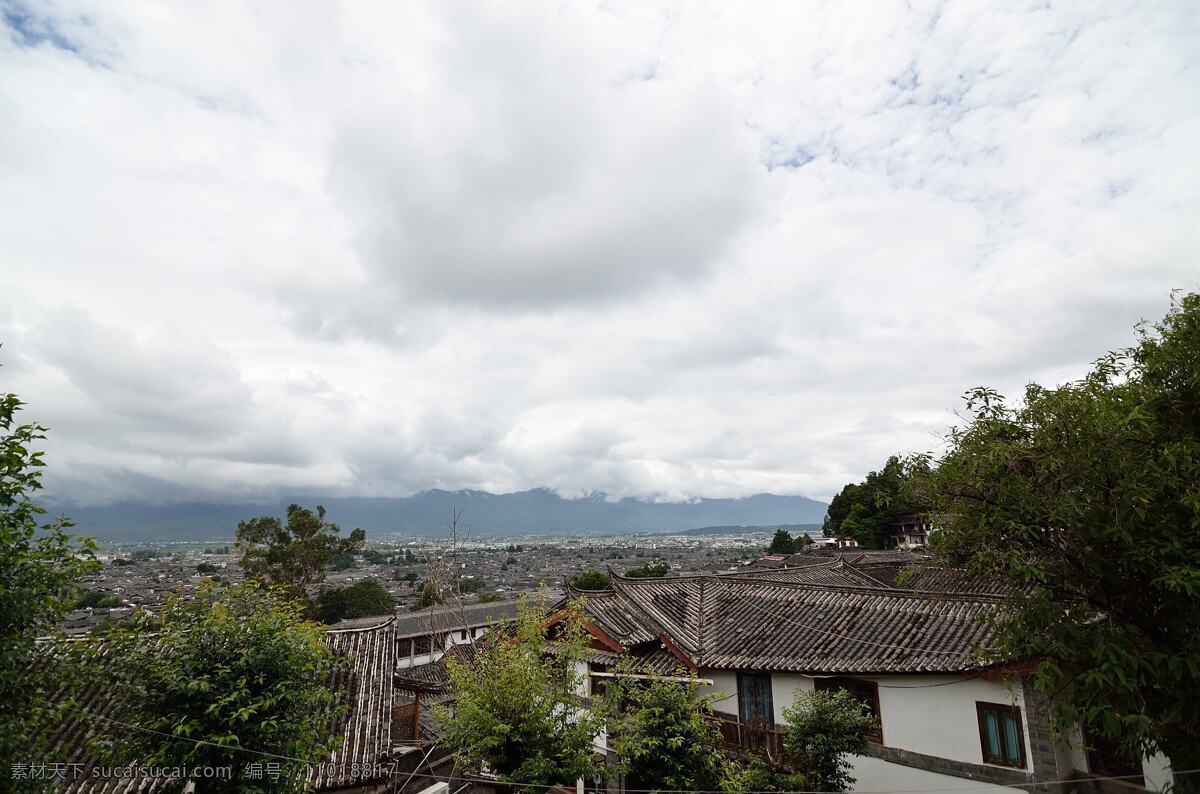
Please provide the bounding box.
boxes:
[73,710,1198,794]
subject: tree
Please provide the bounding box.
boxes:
[410,581,444,611]
[822,456,929,547]
[75,590,122,609]
[95,579,344,793]
[600,669,731,792]
[458,577,488,594]
[235,504,365,598]
[1,391,99,780]
[569,569,611,590]
[196,562,218,574]
[316,579,395,624]
[919,293,1200,787]
[780,689,875,792]
[436,597,602,789]
[767,528,796,554]
[624,562,669,578]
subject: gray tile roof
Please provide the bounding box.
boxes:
[392,600,519,638]
[41,618,397,792]
[569,573,1005,675]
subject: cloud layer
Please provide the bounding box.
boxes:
[2,0,1198,506]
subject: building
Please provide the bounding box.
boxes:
[552,570,1175,793]
[393,600,520,669]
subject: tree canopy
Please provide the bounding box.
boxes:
[0,391,99,780]
[624,562,669,578]
[920,292,1200,785]
[94,579,344,793]
[316,579,395,624]
[235,504,365,598]
[436,597,602,789]
[599,669,731,792]
[766,528,811,555]
[822,455,929,547]
[569,569,611,590]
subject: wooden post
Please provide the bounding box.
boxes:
[413,692,421,741]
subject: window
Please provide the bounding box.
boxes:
[815,677,882,743]
[976,702,1026,768]
[459,629,468,641]
[397,637,412,656]
[414,635,431,655]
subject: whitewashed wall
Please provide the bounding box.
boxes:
[700,670,1035,772]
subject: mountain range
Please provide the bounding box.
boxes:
[44,488,829,541]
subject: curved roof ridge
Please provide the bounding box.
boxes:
[712,574,1007,604]
[326,615,396,634]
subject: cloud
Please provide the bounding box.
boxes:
[0,1,1197,509]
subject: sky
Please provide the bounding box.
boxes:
[1,1,1198,507]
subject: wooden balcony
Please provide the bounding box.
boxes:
[708,713,787,761]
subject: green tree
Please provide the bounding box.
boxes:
[919,293,1200,787]
[458,577,488,594]
[600,669,731,792]
[235,504,365,598]
[767,528,796,554]
[823,456,929,547]
[1,391,99,781]
[196,562,218,574]
[316,579,395,624]
[781,689,875,792]
[75,590,122,609]
[436,597,602,790]
[410,581,444,610]
[624,562,669,578]
[569,569,611,590]
[96,579,344,793]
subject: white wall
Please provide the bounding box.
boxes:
[698,669,738,716]
[770,673,813,725]
[1142,752,1174,792]
[701,670,1034,772]
[849,755,1018,793]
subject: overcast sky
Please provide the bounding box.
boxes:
[1,1,1198,507]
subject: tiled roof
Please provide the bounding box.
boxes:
[41,618,396,792]
[737,559,887,589]
[570,573,1005,675]
[392,600,519,638]
[305,617,396,789]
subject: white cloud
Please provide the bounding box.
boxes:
[0,0,1197,507]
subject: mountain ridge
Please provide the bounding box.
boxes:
[44,488,829,541]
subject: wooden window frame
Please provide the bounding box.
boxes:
[814,677,883,744]
[396,637,412,657]
[975,701,1027,769]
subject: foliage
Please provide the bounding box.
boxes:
[74,590,122,609]
[822,455,929,547]
[316,579,395,623]
[110,557,132,566]
[624,562,669,578]
[767,528,810,555]
[723,758,809,794]
[436,597,602,790]
[781,689,874,792]
[599,666,731,792]
[458,577,488,594]
[918,293,1200,785]
[0,391,99,782]
[196,562,218,574]
[475,592,504,603]
[569,569,611,590]
[94,579,344,793]
[411,581,444,610]
[235,504,365,598]
[327,552,357,571]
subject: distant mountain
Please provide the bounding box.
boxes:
[45,488,829,541]
[672,523,823,536]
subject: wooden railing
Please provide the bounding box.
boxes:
[707,713,786,761]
